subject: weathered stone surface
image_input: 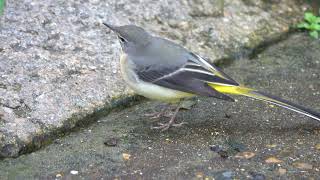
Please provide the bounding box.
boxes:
[0,0,310,157]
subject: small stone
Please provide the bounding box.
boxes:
[168,19,178,28]
[249,172,265,180]
[122,153,131,161]
[226,139,247,152]
[104,137,118,147]
[56,173,62,178]
[224,113,231,118]
[235,151,255,159]
[315,144,320,150]
[266,144,277,148]
[293,162,313,170]
[265,157,283,164]
[195,172,204,178]
[278,168,287,175]
[70,170,79,175]
[178,21,191,30]
[218,150,229,159]
[210,145,223,152]
[210,145,228,158]
[222,171,233,178]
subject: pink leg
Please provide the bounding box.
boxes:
[151,105,187,131]
[144,106,168,119]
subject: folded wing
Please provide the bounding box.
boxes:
[135,52,240,102]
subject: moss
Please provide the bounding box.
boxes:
[0,0,5,15]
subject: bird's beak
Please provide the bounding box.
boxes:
[103,22,116,32]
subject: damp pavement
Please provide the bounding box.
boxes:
[0,33,319,179]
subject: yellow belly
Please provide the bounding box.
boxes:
[120,53,194,102]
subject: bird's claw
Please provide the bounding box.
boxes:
[144,112,164,119]
[151,121,187,131]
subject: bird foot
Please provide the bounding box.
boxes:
[148,103,185,131]
[144,107,173,119]
[144,112,164,119]
[151,120,187,131]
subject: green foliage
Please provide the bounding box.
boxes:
[0,0,4,15]
[298,12,320,39]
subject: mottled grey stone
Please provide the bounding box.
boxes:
[0,0,310,157]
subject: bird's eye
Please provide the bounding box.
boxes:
[118,36,127,43]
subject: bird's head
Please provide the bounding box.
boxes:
[103,23,152,54]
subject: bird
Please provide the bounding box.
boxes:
[103,23,320,131]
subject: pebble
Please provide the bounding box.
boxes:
[210,145,228,158]
[235,151,255,159]
[222,171,233,178]
[278,168,287,175]
[218,150,228,158]
[293,162,313,170]
[249,172,266,180]
[266,144,277,148]
[122,153,131,161]
[224,113,231,118]
[104,137,118,147]
[70,170,79,175]
[265,157,283,164]
[168,19,177,28]
[315,144,320,150]
[178,21,191,30]
[227,140,247,152]
[195,172,204,178]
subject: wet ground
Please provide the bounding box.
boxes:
[0,33,319,179]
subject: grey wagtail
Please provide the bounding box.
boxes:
[103,23,320,130]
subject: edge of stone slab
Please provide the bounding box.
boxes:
[0,95,144,158]
[212,28,301,67]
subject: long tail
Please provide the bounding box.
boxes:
[209,84,320,121]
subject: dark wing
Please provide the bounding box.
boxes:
[135,52,240,102]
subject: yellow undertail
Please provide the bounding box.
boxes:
[209,83,320,121]
[209,84,253,96]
